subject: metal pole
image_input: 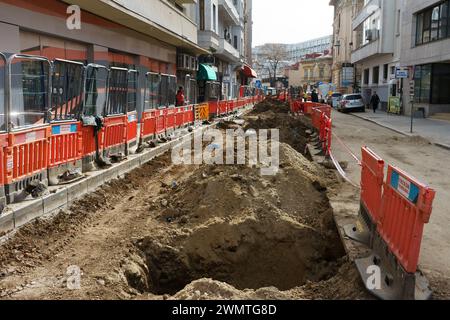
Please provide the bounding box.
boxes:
[410,100,414,134]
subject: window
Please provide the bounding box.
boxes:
[363,69,369,85]
[199,0,205,30]
[383,64,389,81]
[0,54,5,130]
[416,1,450,45]
[373,66,380,84]
[212,4,217,32]
[440,1,449,38]
[234,35,238,49]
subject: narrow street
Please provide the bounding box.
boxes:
[330,110,450,297]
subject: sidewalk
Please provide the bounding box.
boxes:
[351,110,450,149]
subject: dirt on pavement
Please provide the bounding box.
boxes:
[0,100,370,300]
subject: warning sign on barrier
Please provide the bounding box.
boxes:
[195,103,209,121]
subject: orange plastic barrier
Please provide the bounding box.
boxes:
[219,101,228,115]
[378,166,436,273]
[175,106,184,128]
[360,147,385,226]
[156,108,166,135]
[5,126,50,203]
[127,111,138,148]
[183,105,194,126]
[208,101,219,117]
[103,115,127,156]
[0,133,7,208]
[48,122,82,169]
[229,100,236,112]
[140,109,157,141]
[322,116,332,156]
[165,107,176,133]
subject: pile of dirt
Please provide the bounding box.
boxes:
[250,98,290,114]
[122,141,355,298]
[244,111,310,156]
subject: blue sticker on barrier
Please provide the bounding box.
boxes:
[128,114,137,122]
[390,170,420,204]
[52,124,78,135]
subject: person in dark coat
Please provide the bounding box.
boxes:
[370,91,380,113]
[311,90,319,103]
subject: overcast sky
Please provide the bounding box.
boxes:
[252,0,334,47]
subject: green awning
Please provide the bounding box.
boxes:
[197,64,217,81]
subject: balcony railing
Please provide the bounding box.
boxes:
[218,0,240,25]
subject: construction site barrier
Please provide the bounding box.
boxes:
[351,156,436,300]
[126,111,138,152]
[5,126,50,203]
[183,105,194,126]
[155,108,166,136]
[5,54,52,203]
[208,101,219,117]
[379,166,435,274]
[48,122,83,184]
[165,107,176,133]
[175,106,184,128]
[140,109,157,142]
[343,147,384,245]
[102,114,127,157]
[219,100,228,115]
[0,133,8,210]
[195,103,209,121]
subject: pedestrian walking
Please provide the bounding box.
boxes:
[176,86,185,107]
[370,91,380,113]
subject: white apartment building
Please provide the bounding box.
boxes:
[196,0,251,100]
[400,0,450,116]
[351,0,403,110]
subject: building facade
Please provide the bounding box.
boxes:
[351,0,403,110]
[286,36,333,62]
[196,0,251,100]
[400,0,450,116]
[0,0,206,116]
[286,55,333,90]
[330,0,364,94]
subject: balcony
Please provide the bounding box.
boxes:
[216,38,240,62]
[198,30,220,51]
[218,0,240,25]
[62,0,206,53]
[352,0,380,30]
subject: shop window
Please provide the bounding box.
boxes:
[145,73,161,109]
[431,63,450,104]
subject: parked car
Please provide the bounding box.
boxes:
[338,94,365,112]
[327,92,343,108]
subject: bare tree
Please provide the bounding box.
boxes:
[259,43,288,86]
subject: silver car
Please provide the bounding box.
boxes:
[338,94,365,112]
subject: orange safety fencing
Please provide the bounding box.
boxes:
[48,122,82,168]
[379,166,436,274]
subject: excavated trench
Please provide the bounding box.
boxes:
[121,99,347,296]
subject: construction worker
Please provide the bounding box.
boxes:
[303,91,308,102]
[176,86,185,107]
